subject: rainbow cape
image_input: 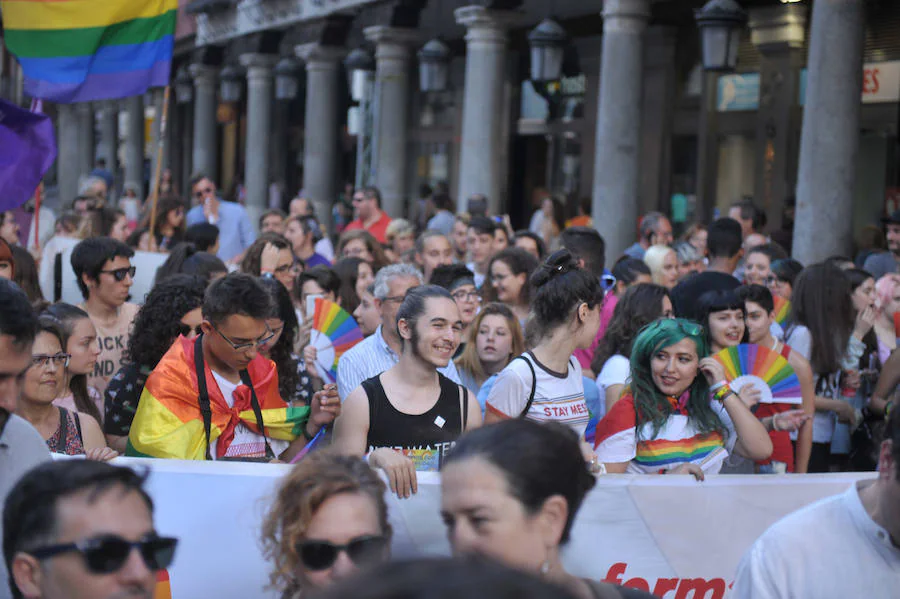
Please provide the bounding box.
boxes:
[126,336,309,461]
[0,0,177,103]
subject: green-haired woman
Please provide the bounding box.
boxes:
[592,318,772,479]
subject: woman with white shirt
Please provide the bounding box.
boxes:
[592,284,673,418]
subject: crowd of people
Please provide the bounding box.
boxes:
[0,174,898,598]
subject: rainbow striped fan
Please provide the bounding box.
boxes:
[711,344,801,405]
[772,296,792,326]
[310,298,363,383]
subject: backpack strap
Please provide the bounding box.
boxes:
[72,410,83,444]
[194,335,213,461]
[458,385,469,432]
[514,354,538,418]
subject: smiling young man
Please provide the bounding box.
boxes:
[71,238,141,396]
[334,285,482,498]
[430,264,480,356]
[465,217,497,289]
[126,273,338,462]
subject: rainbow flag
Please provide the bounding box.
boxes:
[0,0,177,103]
[126,336,310,461]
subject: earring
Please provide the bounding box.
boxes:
[540,559,551,576]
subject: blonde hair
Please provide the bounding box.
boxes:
[385,219,414,244]
[643,245,675,287]
[260,451,391,595]
[455,303,525,387]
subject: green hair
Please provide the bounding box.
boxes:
[629,318,726,441]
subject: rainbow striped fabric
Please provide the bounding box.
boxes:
[126,336,309,461]
[0,0,177,103]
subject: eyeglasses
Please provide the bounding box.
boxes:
[273,263,299,275]
[99,266,136,282]
[32,353,70,369]
[451,290,481,302]
[29,535,178,574]
[210,322,275,351]
[296,535,387,571]
[765,276,784,287]
[381,295,407,304]
[193,186,214,199]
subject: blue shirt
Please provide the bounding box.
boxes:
[186,200,256,262]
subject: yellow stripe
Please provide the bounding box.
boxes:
[128,391,212,461]
[1,0,178,31]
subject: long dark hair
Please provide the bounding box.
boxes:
[333,257,366,314]
[41,304,103,424]
[155,242,227,284]
[592,284,670,373]
[258,277,301,403]
[845,267,877,369]
[792,262,854,375]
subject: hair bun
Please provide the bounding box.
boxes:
[531,249,578,288]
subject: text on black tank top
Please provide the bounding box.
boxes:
[362,372,464,471]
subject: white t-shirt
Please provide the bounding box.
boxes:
[485,352,590,437]
[733,482,899,599]
[208,371,288,460]
[595,354,630,419]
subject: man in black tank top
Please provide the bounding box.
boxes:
[334,286,482,498]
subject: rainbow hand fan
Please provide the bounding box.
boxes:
[310,298,363,383]
[772,296,792,327]
[711,344,802,405]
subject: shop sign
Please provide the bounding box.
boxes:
[799,61,900,105]
[716,73,760,112]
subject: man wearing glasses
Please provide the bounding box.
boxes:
[344,187,393,245]
[4,460,176,599]
[185,173,256,264]
[127,273,338,461]
[71,238,140,396]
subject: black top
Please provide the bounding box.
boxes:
[104,362,151,437]
[362,372,466,470]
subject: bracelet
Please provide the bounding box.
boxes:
[709,381,727,393]
[302,424,320,441]
[712,383,733,403]
[772,414,781,432]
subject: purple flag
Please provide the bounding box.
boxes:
[0,98,57,212]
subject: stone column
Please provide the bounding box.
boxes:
[56,104,81,204]
[639,26,678,217]
[793,0,865,263]
[455,6,516,215]
[364,26,418,218]
[190,64,218,184]
[591,0,650,260]
[240,53,277,227]
[296,44,346,227]
[124,95,145,197]
[97,101,119,188]
[75,102,95,178]
[750,4,807,233]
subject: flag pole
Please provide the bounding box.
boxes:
[147,86,171,251]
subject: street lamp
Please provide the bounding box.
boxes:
[695,0,748,73]
[275,57,301,100]
[528,18,567,83]
[219,64,243,103]
[174,65,193,104]
[418,38,451,93]
[344,47,375,102]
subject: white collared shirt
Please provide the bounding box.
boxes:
[336,325,461,402]
[733,481,900,598]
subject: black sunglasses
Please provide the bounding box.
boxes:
[296,535,387,571]
[99,266,136,282]
[29,535,178,574]
[178,323,203,337]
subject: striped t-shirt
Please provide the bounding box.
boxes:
[592,394,736,474]
[485,352,590,437]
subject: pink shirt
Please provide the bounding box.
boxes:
[574,294,618,370]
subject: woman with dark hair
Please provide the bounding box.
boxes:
[591,284,672,417]
[455,303,525,399]
[333,257,375,315]
[143,194,186,251]
[696,289,748,354]
[337,230,389,272]
[540,196,566,250]
[261,451,391,598]
[441,419,654,599]
[767,258,803,301]
[241,233,298,293]
[103,274,207,452]
[484,250,601,437]
[257,277,312,406]
[594,319,772,477]
[93,206,129,243]
[125,226,152,252]
[786,262,872,472]
[743,243,789,286]
[482,248,539,324]
[17,315,114,459]
[0,236,14,280]
[44,304,103,424]
[10,244,44,305]
[155,242,227,284]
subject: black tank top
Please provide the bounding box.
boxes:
[362,372,467,471]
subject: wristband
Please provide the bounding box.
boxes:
[709,381,727,393]
[302,423,319,441]
[712,383,733,403]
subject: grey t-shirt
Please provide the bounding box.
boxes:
[0,415,51,597]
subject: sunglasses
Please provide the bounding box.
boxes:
[193,186,214,199]
[100,266,136,282]
[29,535,178,574]
[296,535,387,571]
[178,323,203,337]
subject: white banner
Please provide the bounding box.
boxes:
[114,458,873,599]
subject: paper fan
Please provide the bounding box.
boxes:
[310,298,363,383]
[772,296,792,326]
[711,344,801,405]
